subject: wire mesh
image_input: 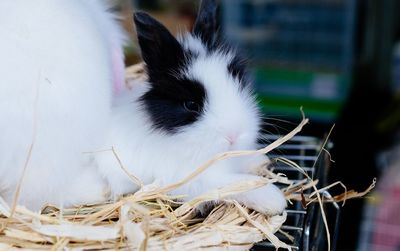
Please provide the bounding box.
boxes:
[252,135,339,251]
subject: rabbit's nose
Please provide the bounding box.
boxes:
[226,132,239,145]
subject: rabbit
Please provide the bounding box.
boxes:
[0,0,126,210]
[95,0,287,215]
[0,0,286,215]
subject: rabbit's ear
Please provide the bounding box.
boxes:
[193,0,217,48]
[133,12,185,73]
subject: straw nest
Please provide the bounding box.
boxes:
[0,64,375,251]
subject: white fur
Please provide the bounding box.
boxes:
[0,0,125,209]
[96,34,286,215]
[0,4,286,214]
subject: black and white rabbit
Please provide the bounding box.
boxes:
[96,0,286,215]
[0,0,286,215]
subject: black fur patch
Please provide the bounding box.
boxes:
[133,2,250,134]
[134,12,207,133]
[192,0,250,88]
[139,76,207,133]
[193,0,218,49]
[227,54,250,87]
[134,12,186,74]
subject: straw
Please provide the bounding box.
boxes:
[0,64,374,250]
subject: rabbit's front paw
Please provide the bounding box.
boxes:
[245,154,272,176]
[237,183,287,215]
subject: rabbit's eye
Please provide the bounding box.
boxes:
[183,101,201,113]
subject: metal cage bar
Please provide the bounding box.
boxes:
[252,135,339,251]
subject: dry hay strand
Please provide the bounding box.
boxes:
[0,65,375,251]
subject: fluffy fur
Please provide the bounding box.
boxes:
[0,0,125,209]
[0,0,286,215]
[96,1,286,215]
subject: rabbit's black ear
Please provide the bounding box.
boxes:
[193,0,217,48]
[133,12,185,74]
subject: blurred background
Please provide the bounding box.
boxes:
[114,0,400,250]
